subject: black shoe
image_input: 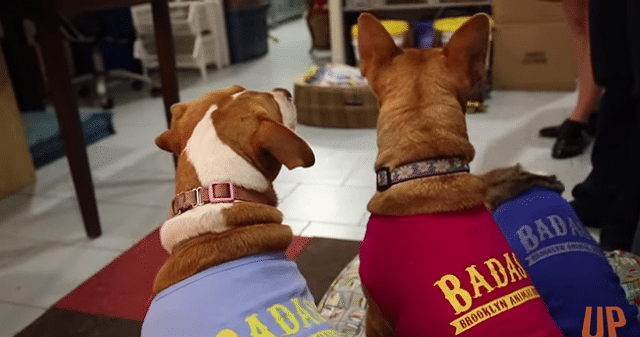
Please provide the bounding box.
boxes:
[539,113,599,138]
[539,124,561,138]
[552,120,591,159]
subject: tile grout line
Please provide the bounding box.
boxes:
[340,155,373,187]
[0,299,48,311]
[276,182,301,202]
[0,233,126,254]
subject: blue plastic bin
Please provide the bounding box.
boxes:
[412,21,435,49]
[225,3,270,63]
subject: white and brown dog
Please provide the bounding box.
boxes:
[141,86,339,337]
[356,13,564,336]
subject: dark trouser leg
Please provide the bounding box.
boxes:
[571,0,640,251]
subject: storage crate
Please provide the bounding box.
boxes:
[225,4,270,63]
[294,76,379,128]
[131,0,230,78]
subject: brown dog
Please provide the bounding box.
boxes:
[356,13,564,336]
[141,86,339,337]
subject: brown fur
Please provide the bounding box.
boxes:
[358,13,490,215]
[153,223,292,294]
[357,13,492,336]
[479,164,565,212]
[362,285,394,337]
[152,86,314,295]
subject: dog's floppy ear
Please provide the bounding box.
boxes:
[253,119,315,169]
[154,103,188,153]
[444,13,491,88]
[357,13,401,77]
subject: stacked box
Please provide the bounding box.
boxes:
[492,0,577,91]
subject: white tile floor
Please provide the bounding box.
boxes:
[0,18,593,336]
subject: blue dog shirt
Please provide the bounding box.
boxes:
[493,187,640,336]
[142,252,339,337]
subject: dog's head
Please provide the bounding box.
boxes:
[356,13,491,169]
[357,13,491,109]
[480,164,565,212]
[155,85,315,195]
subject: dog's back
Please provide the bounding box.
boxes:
[143,252,338,336]
[485,167,640,335]
[360,207,564,336]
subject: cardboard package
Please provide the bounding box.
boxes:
[294,76,379,128]
[493,0,565,25]
[0,47,36,198]
[492,21,577,91]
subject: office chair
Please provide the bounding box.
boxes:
[60,9,161,109]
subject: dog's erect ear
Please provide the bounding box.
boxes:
[444,13,491,87]
[357,13,401,77]
[253,119,315,170]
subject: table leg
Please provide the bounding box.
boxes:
[34,1,101,238]
[150,0,180,127]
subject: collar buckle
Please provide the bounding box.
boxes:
[208,182,235,203]
[194,187,203,206]
[376,167,392,192]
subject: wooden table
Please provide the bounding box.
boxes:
[4,0,180,238]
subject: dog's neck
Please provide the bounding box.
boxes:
[154,102,294,293]
[156,176,289,294]
[374,89,475,170]
[368,91,487,216]
[160,103,284,253]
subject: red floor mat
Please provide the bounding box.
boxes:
[53,230,314,321]
[18,229,359,337]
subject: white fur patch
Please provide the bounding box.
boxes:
[232,90,246,99]
[184,104,269,191]
[270,90,297,131]
[160,203,233,252]
[159,103,271,253]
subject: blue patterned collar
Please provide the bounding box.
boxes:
[376,157,470,191]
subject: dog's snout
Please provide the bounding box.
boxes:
[273,88,292,100]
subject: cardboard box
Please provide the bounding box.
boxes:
[0,48,36,198]
[492,22,577,91]
[294,76,379,128]
[493,0,565,24]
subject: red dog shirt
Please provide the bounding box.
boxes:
[359,206,564,336]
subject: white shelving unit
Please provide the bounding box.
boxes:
[131,0,230,79]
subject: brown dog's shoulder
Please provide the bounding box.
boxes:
[480,164,565,211]
[153,223,292,294]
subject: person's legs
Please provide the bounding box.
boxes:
[571,0,640,251]
[563,0,601,124]
[539,0,602,158]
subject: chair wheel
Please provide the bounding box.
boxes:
[131,80,145,91]
[150,87,163,97]
[101,97,114,109]
[78,85,91,98]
